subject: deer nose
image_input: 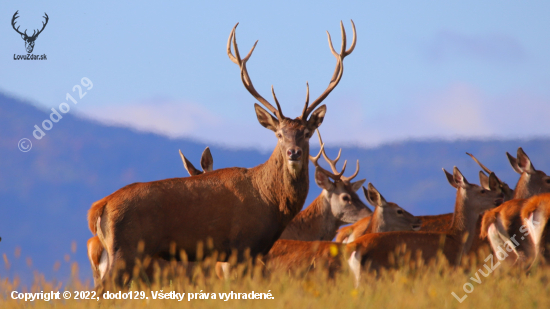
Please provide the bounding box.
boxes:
[287,148,302,161]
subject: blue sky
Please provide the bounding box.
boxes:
[2,1,550,150]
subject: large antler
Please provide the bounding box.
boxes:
[11,11,25,37]
[227,23,284,119]
[302,20,357,120]
[30,13,49,39]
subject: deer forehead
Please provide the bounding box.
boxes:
[278,120,307,134]
[331,181,354,193]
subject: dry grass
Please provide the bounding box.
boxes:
[1,245,550,309]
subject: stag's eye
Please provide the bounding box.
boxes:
[342,195,351,202]
[397,210,403,215]
[480,189,487,194]
[277,133,282,139]
[545,179,550,184]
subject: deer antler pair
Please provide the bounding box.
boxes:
[12,11,49,39]
[227,20,356,120]
[310,130,359,183]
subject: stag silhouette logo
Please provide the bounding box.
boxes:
[11,11,49,54]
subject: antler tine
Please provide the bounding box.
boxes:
[316,129,340,173]
[316,129,347,178]
[271,86,284,119]
[465,152,493,175]
[11,11,24,36]
[341,160,360,182]
[310,144,341,180]
[34,13,48,37]
[227,23,281,117]
[304,20,356,118]
[300,82,310,120]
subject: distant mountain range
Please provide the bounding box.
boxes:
[1,92,549,283]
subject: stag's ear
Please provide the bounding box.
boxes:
[315,167,335,191]
[479,171,490,190]
[307,105,326,131]
[517,147,535,174]
[453,166,469,188]
[200,147,213,172]
[488,172,501,192]
[351,179,366,192]
[364,184,387,208]
[254,103,279,132]
[443,168,457,188]
[507,152,523,174]
[180,150,201,176]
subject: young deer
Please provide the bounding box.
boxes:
[87,147,215,285]
[87,21,356,287]
[410,152,515,233]
[179,147,214,175]
[336,184,421,243]
[348,167,504,286]
[263,182,421,275]
[481,148,550,265]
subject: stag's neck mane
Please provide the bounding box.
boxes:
[251,145,310,223]
[449,188,480,254]
[279,194,339,241]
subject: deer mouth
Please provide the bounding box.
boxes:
[287,159,303,173]
[494,198,504,206]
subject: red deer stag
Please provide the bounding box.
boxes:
[87,21,356,286]
[481,148,550,265]
[348,167,504,286]
[216,131,372,279]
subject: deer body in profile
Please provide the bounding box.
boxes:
[87,21,356,286]
[87,147,215,285]
[11,11,48,53]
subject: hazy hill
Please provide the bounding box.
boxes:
[1,92,549,282]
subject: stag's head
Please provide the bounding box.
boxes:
[227,21,356,176]
[12,11,49,54]
[310,130,371,223]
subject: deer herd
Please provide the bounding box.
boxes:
[86,21,550,289]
